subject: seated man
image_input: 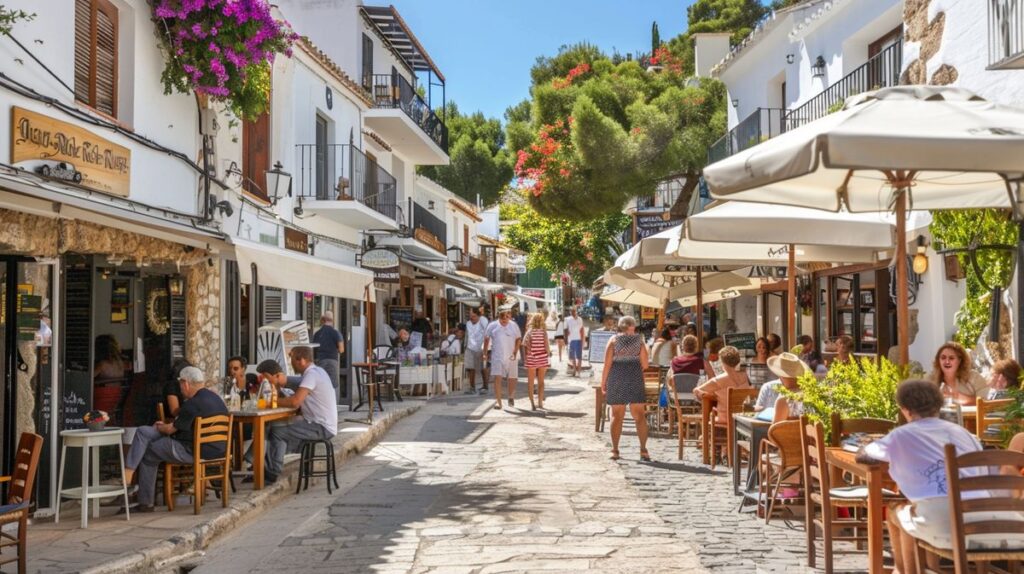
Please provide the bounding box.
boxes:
[440,324,464,356]
[124,366,227,511]
[256,346,338,484]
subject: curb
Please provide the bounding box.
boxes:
[78,405,420,574]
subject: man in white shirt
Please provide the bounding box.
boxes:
[483,308,522,410]
[565,308,585,377]
[464,309,489,394]
[440,324,463,356]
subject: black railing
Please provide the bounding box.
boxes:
[487,266,516,286]
[412,202,446,250]
[295,144,400,222]
[786,40,902,129]
[708,107,787,164]
[989,0,1024,69]
[369,73,449,152]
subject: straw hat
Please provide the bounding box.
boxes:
[767,352,810,379]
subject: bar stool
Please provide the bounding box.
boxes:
[295,438,339,494]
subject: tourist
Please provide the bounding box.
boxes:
[226,355,258,399]
[796,334,824,372]
[671,335,703,376]
[123,366,227,512]
[162,359,192,419]
[312,311,345,397]
[483,308,522,409]
[440,324,464,356]
[94,334,126,381]
[601,315,617,331]
[681,323,698,338]
[755,353,808,423]
[752,337,771,365]
[479,306,492,382]
[705,337,725,376]
[565,307,585,377]
[927,341,987,405]
[410,311,433,338]
[831,335,855,366]
[257,346,337,484]
[650,328,677,368]
[857,379,984,574]
[695,346,752,424]
[464,308,488,394]
[553,313,566,363]
[601,316,650,462]
[513,306,528,333]
[522,313,550,410]
[767,333,783,356]
[986,358,1022,400]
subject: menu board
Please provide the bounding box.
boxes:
[724,332,757,352]
[388,305,413,333]
[588,330,616,364]
[62,382,89,430]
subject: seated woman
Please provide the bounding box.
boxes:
[858,379,983,574]
[795,334,824,373]
[649,328,677,368]
[671,335,703,375]
[704,337,725,377]
[830,335,855,367]
[986,358,1022,400]
[694,346,751,423]
[767,333,783,356]
[927,341,987,405]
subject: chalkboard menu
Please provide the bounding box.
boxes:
[724,332,757,352]
[62,382,89,431]
[588,330,616,364]
[388,305,413,333]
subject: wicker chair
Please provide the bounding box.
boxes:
[709,387,758,469]
[758,419,804,524]
[668,373,702,459]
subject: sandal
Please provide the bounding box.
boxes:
[640,450,652,462]
[610,449,620,461]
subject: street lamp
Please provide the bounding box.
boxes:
[812,55,826,78]
[912,235,929,275]
[265,161,292,205]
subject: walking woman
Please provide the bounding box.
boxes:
[523,313,551,410]
[601,316,651,462]
[553,313,566,362]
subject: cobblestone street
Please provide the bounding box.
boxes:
[195,365,867,573]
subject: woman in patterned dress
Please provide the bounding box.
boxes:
[601,316,651,461]
[523,313,551,410]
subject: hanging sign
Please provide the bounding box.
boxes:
[283,228,309,254]
[361,248,400,283]
[11,106,131,197]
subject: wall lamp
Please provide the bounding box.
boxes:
[731,98,739,108]
[912,235,929,275]
[265,161,292,206]
[786,53,795,64]
[812,55,826,78]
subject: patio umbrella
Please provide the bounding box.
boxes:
[703,86,1024,364]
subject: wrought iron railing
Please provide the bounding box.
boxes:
[488,266,516,285]
[707,107,787,164]
[295,144,401,222]
[452,249,487,277]
[989,0,1024,69]
[369,73,449,152]
[412,202,447,251]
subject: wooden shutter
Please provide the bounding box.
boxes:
[262,287,282,323]
[74,0,118,117]
[361,34,373,90]
[242,113,270,200]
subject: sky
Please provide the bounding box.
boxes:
[387,0,696,121]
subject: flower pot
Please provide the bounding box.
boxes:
[87,421,107,432]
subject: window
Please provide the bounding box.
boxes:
[75,0,119,117]
[361,34,373,90]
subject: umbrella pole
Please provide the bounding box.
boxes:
[788,244,796,350]
[696,270,704,346]
[896,192,910,366]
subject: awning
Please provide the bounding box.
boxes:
[234,239,376,303]
[408,261,482,296]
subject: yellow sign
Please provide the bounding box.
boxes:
[11,106,131,197]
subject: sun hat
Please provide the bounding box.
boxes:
[767,352,810,379]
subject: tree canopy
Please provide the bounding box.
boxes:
[417,102,513,206]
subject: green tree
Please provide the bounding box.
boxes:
[417,102,513,206]
[0,6,34,35]
[500,198,629,286]
[651,21,661,54]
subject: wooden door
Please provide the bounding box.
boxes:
[243,113,270,200]
[463,225,469,253]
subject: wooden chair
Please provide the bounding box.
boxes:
[975,397,1013,447]
[0,433,42,574]
[829,413,896,447]
[668,373,702,459]
[642,368,665,433]
[758,419,804,524]
[801,416,898,574]
[163,414,233,515]
[709,387,758,469]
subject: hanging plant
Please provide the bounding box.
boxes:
[150,0,298,121]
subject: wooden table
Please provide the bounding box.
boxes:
[733,414,771,496]
[825,447,896,574]
[591,382,604,432]
[230,407,297,490]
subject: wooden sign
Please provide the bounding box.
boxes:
[414,227,445,253]
[11,106,131,197]
[283,228,308,254]
[361,248,400,283]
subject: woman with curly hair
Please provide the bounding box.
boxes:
[927,341,987,405]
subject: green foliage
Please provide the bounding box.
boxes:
[417,102,513,206]
[0,5,33,35]
[651,21,661,54]
[665,0,769,77]
[999,386,1024,446]
[929,209,1018,347]
[499,199,629,285]
[783,357,904,442]
[771,0,805,9]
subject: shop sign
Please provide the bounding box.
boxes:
[11,106,131,197]
[283,228,308,254]
[521,288,545,298]
[510,265,527,274]
[635,213,683,240]
[414,227,445,253]
[361,248,400,283]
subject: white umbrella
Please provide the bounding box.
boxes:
[703,86,1024,364]
[603,266,760,301]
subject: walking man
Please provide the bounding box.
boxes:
[312,311,345,399]
[483,307,522,410]
[464,308,488,394]
[565,307,585,377]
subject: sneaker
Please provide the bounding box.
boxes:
[265,473,278,485]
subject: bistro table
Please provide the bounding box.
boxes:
[824,447,898,574]
[56,428,130,528]
[230,407,297,490]
[733,414,771,498]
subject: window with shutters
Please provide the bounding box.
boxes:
[262,287,283,323]
[74,0,119,118]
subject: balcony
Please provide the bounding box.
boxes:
[294,144,401,230]
[706,40,903,164]
[364,73,449,165]
[412,202,447,254]
[488,266,517,286]
[989,0,1024,69]
[449,248,487,278]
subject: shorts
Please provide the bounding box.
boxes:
[491,357,518,379]
[569,340,583,361]
[464,349,484,370]
[898,496,1024,551]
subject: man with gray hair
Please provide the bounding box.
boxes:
[312,310,345,398]
[122,366,227,512]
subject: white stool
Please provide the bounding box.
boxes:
[56,428,130,528]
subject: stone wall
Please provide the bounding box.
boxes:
[186,262,222,378]
[901,0,958,85]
